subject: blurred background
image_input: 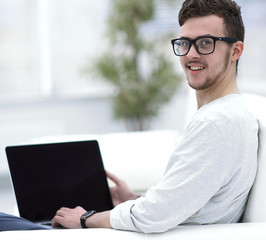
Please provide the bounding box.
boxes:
[0,0,265,214]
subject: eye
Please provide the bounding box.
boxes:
[181,40,189,47]
[176,39,189,48]
[203,40,210,45]
[198,38,213,48]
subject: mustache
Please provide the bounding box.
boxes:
[185,60,207,68]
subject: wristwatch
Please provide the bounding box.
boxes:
[80,210,96,228]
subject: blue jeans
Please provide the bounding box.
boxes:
[0,212,46,231]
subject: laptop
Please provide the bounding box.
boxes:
[5,140,114,228]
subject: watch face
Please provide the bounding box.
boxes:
[82,210,96,219]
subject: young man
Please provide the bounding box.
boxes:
[0,0,258,233]
[51,0,259,233]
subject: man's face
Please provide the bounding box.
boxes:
[179,15,232,91]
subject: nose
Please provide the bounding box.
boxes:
[187,43,201,58]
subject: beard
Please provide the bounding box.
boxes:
[188,51,231,91]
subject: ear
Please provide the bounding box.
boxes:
[231,41,244,62]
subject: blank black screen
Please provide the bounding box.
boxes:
[6,140,113,222]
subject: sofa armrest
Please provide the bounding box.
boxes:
[1,222,266,240]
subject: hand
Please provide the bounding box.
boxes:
[52,206,86,229]
[106,171,138,206]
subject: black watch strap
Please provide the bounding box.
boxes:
[80,210,96,228]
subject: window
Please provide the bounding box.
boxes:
[49,0,111,98]
[237,0,266,95]
[0,0,40,102]
[0,0,111,103]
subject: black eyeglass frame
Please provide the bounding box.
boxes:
[171,36,239,56]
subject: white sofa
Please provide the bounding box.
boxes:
[2,94,266,239]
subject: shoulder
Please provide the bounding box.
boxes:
[188,94,258,131]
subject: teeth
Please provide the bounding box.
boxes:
[190,66,203,71]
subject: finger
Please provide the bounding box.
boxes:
[55,209,63,217]
[106,171,121,185]
[52,216,63,228]
[60,207,69,211]
[55,207,68,217]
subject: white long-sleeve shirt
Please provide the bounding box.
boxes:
[110,94,259,233]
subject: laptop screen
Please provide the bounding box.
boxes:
[6,140,113,222]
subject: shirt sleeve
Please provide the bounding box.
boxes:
[110,120,228,233]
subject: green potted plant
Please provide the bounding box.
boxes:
[92,0,181,131]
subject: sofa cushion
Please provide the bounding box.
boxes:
[29,130,180,192]
[242,122,266,222]
[99,130,180,191]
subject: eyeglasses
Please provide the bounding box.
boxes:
[171,36,238,56]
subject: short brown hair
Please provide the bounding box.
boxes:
[178,0,245,42]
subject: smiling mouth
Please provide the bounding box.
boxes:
[189,66,204,71]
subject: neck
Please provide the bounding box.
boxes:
[195,74,240,109]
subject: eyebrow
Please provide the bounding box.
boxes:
[179,34,216,39]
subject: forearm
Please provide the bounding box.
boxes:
[85,210,112,229]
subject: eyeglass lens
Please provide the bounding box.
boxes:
[173,37,215,56]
